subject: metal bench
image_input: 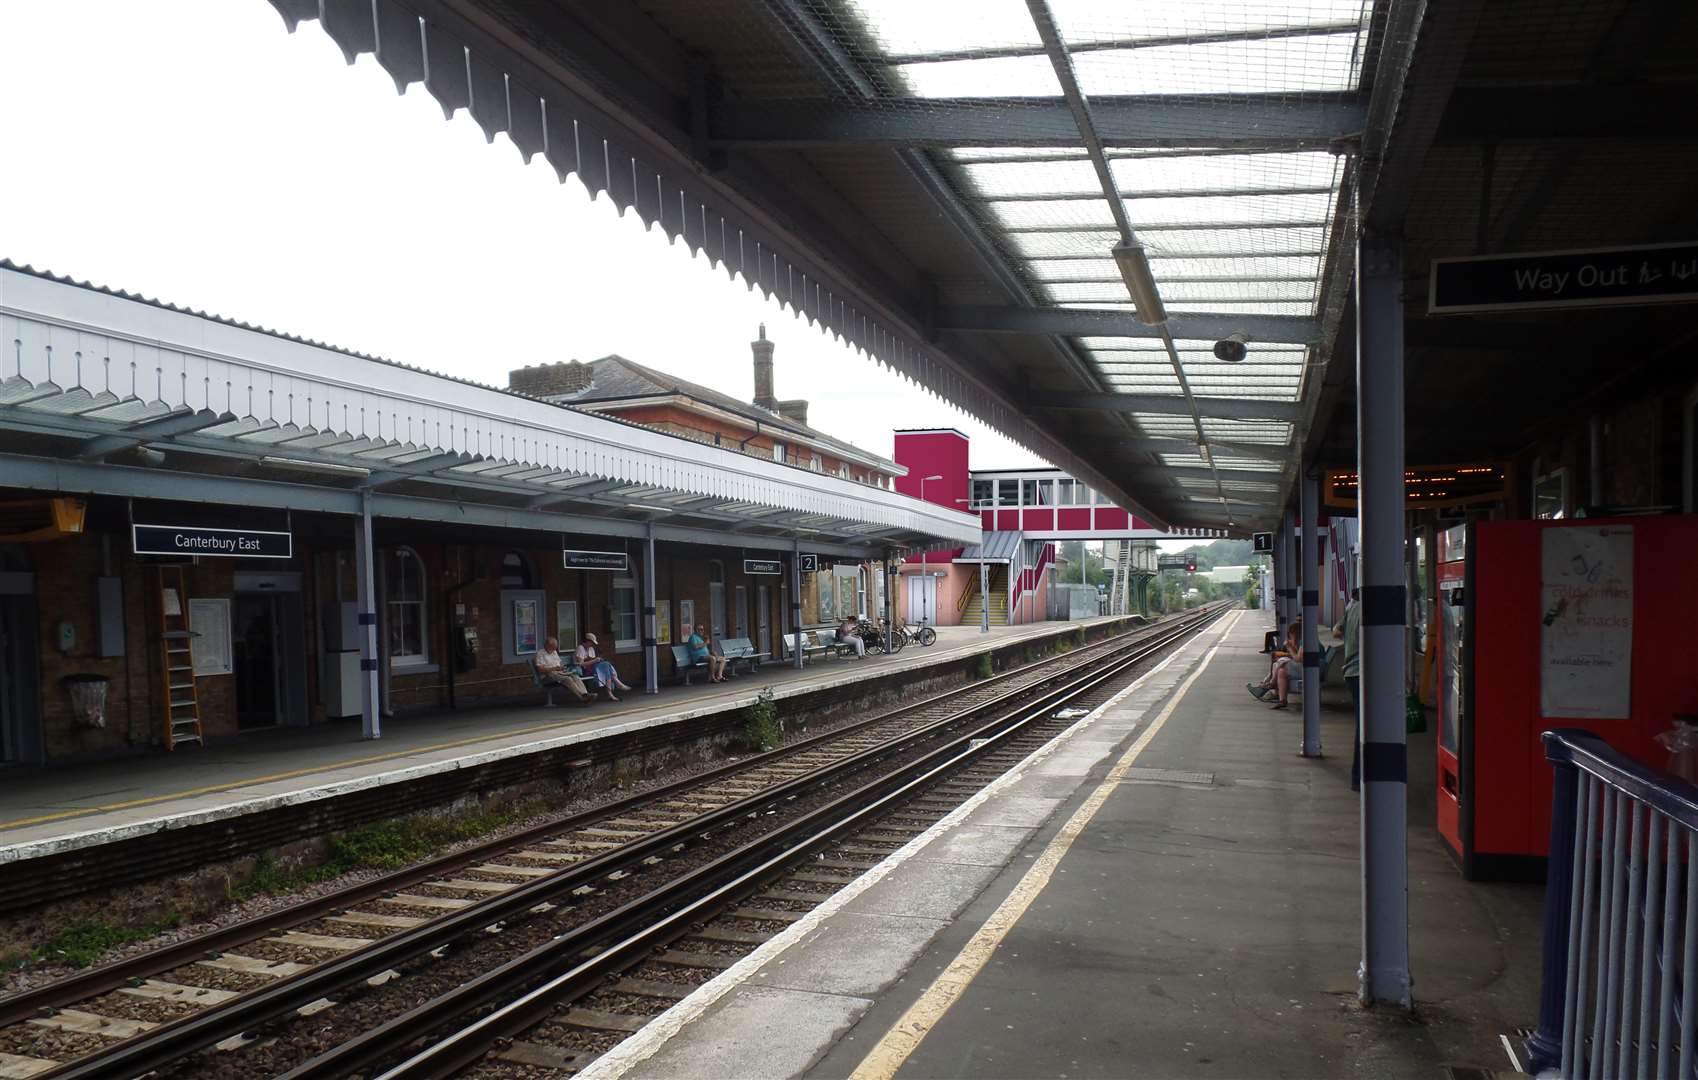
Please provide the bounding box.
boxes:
[721,636,770,674]
[531,656,589,706]
[670,644,711,685]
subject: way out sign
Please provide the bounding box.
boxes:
[1430,241,1698,314]
[563,549,628,571]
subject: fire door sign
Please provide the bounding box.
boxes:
[1540,526,1634,719]
[1430,241,1698,314]
[132,524,292,559]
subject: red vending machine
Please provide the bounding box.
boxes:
[1439,516,1698,879]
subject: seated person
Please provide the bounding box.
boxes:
[686,624,728,683]
[838,615,866,658]
[575,633,632,701]
[534,637,591,702]
[708,629,731,682]
[1249,620,1302,709]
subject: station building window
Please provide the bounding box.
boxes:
[971,479,993,508]
[611,578,639,651]
[385,547,428,666]
[772,441,787,464]
[500,550,534,588]
[1054,478,1077,505]
[1533,464,1569,520]
[997,479,1018,506]
[1023,478,1054,506]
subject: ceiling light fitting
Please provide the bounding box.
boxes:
[1111,243,1167,326]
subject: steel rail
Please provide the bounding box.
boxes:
[0,616,1152,1028]
[34,610,1221,1080]
[296,605,1232,1079]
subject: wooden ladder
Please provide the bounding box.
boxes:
[157,566,204,749]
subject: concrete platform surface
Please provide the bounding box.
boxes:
[0,617,1124,861]
[582,610,1544,1080]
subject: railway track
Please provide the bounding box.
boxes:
[0,605,1227,1079]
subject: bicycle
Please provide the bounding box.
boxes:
[897,620,936,648]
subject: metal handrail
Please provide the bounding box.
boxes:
[1528,728,1698,1078]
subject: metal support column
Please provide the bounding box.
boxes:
[883,555,895,646]
[1357,231,1412,1008]
[980,555,990,633]
[1588,414,1604,508]
[643,526,658,695]
[791,537,804,669]
[1300,467,1323,758]
[354,489,380,740]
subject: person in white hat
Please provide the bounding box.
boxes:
[574,632,631,700]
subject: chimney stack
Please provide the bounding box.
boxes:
[751,323,777,411]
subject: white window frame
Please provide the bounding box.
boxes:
[772,441,786,464]
[611,577,640,652]
[385,546,430,669]
[1532,460,1569,520]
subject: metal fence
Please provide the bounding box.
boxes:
[1528,730,1698,1078]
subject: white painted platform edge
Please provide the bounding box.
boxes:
[0,618,1135,864]
[575,613,1229,1080]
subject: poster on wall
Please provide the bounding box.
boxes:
[679,599,695,640]
[1540,526,1634,719]
[513,598,539,656]
[656,601,671,645]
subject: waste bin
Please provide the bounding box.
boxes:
[61,673,110,729]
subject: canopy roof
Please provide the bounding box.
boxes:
[265,0,1695,529]
[0,262,979,555]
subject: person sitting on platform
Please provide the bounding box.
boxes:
[707,628,731,682]
[535,637,591,703]
[1248,619,1302,709]
[838,615,866,658]
[686,623,711,679]
[575,633,632,701]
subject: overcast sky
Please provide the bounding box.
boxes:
[0,0,1049,470]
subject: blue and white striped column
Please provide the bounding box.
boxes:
[1300,467,1323,758]
[1357,230,1411,1007]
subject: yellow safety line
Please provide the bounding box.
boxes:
[848,610,1241,1080]
[0,620,1121,834]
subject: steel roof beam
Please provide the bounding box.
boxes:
[74,410,232,460]
[1031,393,1300,422]
[1085,436,1288,463]
[937,306,1320,344]
[709,95,1368,150]
[1130,464,1282,485]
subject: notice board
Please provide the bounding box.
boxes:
[1540,526,1634,719]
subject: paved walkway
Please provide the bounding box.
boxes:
[584,610,1543,1080]
[0,617,1123,859]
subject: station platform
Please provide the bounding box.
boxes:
[0,617,1127,869]
[584,610,1545,1080]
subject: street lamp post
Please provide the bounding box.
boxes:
[918,474,942,626]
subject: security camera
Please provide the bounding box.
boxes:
[1213,332,1250,363]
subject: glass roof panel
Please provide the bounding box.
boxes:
[839,0,1040,58]
[1007,228,1322,259]
[988,194,1331,231]
[1042,280,1316,303]
[1070,35,1364,96]
[889,55,1062,98]
[1058,300,1316,316]
[1109,152,1339,195]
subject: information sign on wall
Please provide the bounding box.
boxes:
[1431,241,1698,314]
[133,525,291,559]
[1540,526,1634,719]
[744,558,783,575]
[563,549,628,572]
